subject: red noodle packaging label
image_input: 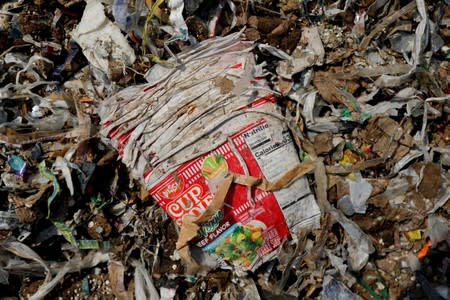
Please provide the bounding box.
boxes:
[148,101,318,271]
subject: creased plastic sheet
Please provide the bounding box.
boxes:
[132,260,160,300]
[345,173,373,214]
[112,0,129,31]
[324,0,354,18]
[0,211,20,230]
[167,0,188,42]
[108,260,132,300]
[373,0,430,89]
[29,252,109,300]
[51,157,75,196]
[277,27,325,79]
[0,266,8,285]
[322,275,363,300]
[1,240,52,284]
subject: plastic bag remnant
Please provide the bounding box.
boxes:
[29,252,110,300]
[425,215,450,247]
[276,26,325,79]
[322,275,363,300]
[342,172,373,215]
[71,0,136,80]
[330,208,375,272]
[132,260,160,300]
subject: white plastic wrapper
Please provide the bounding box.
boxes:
[71,0,136,79]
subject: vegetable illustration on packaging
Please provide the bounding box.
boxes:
[201,154,228,179]
[213,222,265,267]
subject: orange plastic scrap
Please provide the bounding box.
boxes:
[417,239,433,260]
[80,96,95,103]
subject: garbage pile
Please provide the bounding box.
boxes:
[0,0,449,299]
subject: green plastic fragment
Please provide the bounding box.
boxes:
[53,221,78,246]
[351,270,388,300]
[300,150,311,161]
[90,193,112,209]
[340,108,352,118]
[344,142,354,150]
[360,111,372,122]
[82,276,90,295]
[78,240,100,249]
[185,275,198,283]
[101,241,111,252]
[38,161,60,218]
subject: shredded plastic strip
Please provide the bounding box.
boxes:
[350,270,388,300]
[38,161,61,219]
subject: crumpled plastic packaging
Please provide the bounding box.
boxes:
[277,26,324,79]
[100,32,320,272]
[425,215,450,247]
[132,260,160,300]
[71,0,136,80]
[337,173,373,216]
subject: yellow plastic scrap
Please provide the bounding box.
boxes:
[346,172,358,181]
[142,0,165,55]
[149,53,175,66]
[339,155,352,165]
[142,0,177,66]
[406,230,422,241]
[339,149,360,165]
[39,161,60,218]
[53,221,78,246]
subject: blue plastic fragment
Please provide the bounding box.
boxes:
[113,0,129,31]
[52,42,80,79]
[8,155,27,176]
[82,276,90,295]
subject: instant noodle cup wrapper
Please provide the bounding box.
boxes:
[99,32,321,271]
